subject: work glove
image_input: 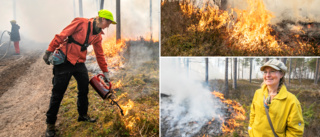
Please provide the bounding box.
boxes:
[43,50,52,65]
[103,72,110,82]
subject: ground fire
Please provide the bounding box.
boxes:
[161,0,320,55]
[85,33,159,133]
[161,90,246,136]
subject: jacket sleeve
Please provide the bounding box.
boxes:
[248,90,258,137]
[92,36,108,72]
[249,90,258,127]
[47,18,82,52]
[286,98,304,137]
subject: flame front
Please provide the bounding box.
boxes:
[175,0,306,54]
[211,91,246,133]
[89,35,127,70]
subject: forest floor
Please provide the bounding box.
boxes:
[209,79,320,137]
[0,40,159,137]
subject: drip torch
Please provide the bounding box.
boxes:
[89,73,124,116]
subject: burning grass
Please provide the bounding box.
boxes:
[161,90,246,136]
[161,0,320,56]
[55,40,159,136]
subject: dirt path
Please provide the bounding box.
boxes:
[0,49,53,136]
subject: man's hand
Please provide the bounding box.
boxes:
[43,50,52,65]
[103,72,110,82]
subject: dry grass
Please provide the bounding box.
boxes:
[55,42,159,137]
[161,0,320,56]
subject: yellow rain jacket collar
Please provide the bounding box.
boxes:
[262,84,288,100]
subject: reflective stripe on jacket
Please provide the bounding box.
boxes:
[47,17,108,72]
[249,84,304,137]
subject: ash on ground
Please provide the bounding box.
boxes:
[161,93,226,137]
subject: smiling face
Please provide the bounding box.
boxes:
[263,67,284,87]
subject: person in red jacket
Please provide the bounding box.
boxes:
[42,9,116,137]
[10,20,21,55]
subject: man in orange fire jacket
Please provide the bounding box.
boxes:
[42,9,116,137]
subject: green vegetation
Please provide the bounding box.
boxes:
[55,60,159,137]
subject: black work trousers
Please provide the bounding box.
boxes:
[46,61,89,124]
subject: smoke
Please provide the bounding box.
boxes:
[228,0,320,23]
[0,0,159,45]
[161,58,222,136]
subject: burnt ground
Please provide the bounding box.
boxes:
[0,43,52,136]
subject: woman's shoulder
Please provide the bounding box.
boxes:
[286,91,301,105]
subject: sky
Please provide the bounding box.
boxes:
[0,0,160,44]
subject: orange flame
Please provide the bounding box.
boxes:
[121,99,134,116]
[211,91,246,133]
[178,0,296,53]
[112,80,122,89]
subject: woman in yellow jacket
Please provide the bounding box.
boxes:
[249,59,304,137]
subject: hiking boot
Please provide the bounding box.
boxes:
[45,124,55,137]
[78,115,96,123]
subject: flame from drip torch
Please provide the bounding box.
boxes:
[120,99,134,116]
[112,80,122,89]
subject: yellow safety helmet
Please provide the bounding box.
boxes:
[10,20,16,24]
[98,9,117,24]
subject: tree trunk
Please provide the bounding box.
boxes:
[233,58,237,89]
[238,59,240,80]
[315,58,319,84]
[289,58,292,85]
[186,58,189,77]
[249,58,252,83]
[79,0,83,17]
[100,0,104,10]
[281,58,287,65]
[225,58,229,98]
[231,58,233,80]
[205,58,209,86]
[116,0,121,41]
[150,0,152,41]
[242,59,244,79]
